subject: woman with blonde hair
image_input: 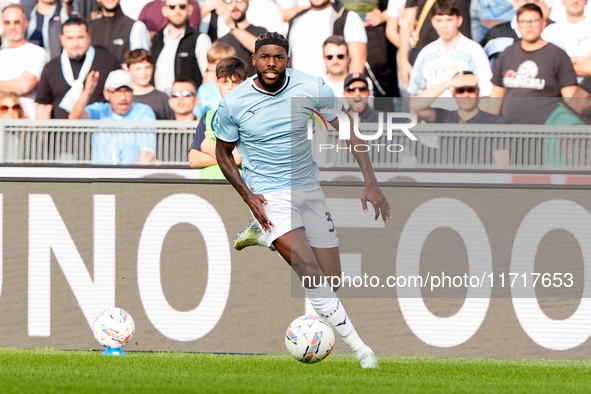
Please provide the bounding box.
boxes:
[0,92,27,119]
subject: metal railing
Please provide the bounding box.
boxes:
[0,119,198,165]
[1,119,590,169]
[314,123,591,169]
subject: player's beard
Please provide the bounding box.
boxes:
[256,69,286,92]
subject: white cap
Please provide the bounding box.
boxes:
[104,70,134,90]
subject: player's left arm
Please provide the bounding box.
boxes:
[317,78,391,222]
[328,114,392,223]
[215,102,272,230]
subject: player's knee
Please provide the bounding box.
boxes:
[294,261,324,287]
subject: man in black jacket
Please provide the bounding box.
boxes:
[26,0,75,61]
[90,0,150,64]
[152,0,211,96]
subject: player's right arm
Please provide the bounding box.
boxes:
[214,101,273,231]
[216,140,273,232]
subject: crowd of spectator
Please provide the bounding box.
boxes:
[0,0,590,165]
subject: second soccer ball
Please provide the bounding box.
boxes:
[285,315,335,363]
[93,307,135,350]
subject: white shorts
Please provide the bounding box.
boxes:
[255,182,339,249]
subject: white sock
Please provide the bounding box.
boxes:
[304,297,319,316]
[306,286,364,353]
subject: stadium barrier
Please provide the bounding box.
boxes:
[1,178,590,358]
[1,119,591,169]
[315,123,591,169]
[0,119,199,165]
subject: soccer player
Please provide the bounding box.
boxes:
[214,32,392,369]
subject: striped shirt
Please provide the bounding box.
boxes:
[408,34,493,98]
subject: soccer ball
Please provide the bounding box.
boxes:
[285,315,335,363]
[93,307,135,349]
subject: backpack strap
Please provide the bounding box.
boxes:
[413,0,437,47]
[332,5,348,37]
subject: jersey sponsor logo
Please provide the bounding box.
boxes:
[247,107,261,115]
[503,60,546,90]
[213,114,220,132]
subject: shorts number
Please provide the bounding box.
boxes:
[325,212,335,233]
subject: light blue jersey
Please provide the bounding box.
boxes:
[86,102,157,165]
[214,69,342,195]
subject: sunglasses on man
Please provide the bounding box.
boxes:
[0,104,21,113]
[454,86,477,94]
[171,90,195,98]
[344,86,369,93]
[168,3,188,10]
[325,54,346,61]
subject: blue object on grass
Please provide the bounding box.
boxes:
[103,348,127,356]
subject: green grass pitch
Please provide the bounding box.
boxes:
[0,349,589,393]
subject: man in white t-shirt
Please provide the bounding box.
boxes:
[0,4,47,118]
[288,0,367,77]
[321,35,349,96]
[542,0,591,78]
[408,0,492,104]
